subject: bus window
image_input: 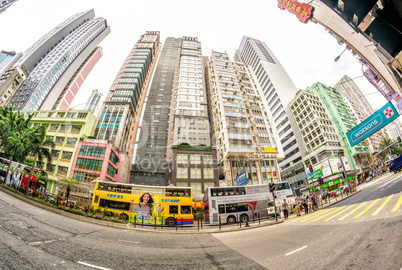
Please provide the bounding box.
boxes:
[99,199,130,211]
[239,187,246,195]
[218,205,225,214]
[226,204,237,213]
[166,189,178,196]
[169,205,178,214]
[217,189,224,196]
[211,188,218,196]
[181,205,191,214]
[94,195,99,204]
[226,203,248,213]
[183,189,191,197]
[225,188,235,196]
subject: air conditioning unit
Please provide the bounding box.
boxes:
[63,168,68,172]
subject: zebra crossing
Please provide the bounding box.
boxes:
[290,192,402,225]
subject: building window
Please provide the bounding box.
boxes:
[79,145,106,157]
[75,158,102,171]
[66,138,77,146]
[60,124,70,131]
[203,182,215,191]
[51,149,60,158]
[107,163,118,177]
[177,154,188,164]
[177,167,187,179]
[72,125,82,132]
[57,166,68,175]
[50,124,59,131]
[190,154,201,164]
[109,150,119,164]
[176,182,188,187]
[203,155,213,164]
[55,137,64,144]
[203,168,214,179]
[61,151,73,160]
[190,182,202,194]
[190,168,201,179]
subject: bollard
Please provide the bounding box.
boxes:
[198,218,200,231]
[219,215,221,230]
[253,213,255,223]
[176,220,178,231]
[142,216,144,227]
[258,212,261,225]
[201,218,203,229]
[161,217,163,229]
[341,192,343,199]
[182,217,184,230]
[266,209,269,220]
[329,196,331,204]
[134,216,137,228]
[239,215,242,228]
[154,216,157,230]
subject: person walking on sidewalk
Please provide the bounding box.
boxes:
[282,199,289,219]
[295,198,301,216]
[304,196,309,214]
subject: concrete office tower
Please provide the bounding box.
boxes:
[84,89,103,113]
[234,36,305,188]
[92,31,161,182]
[131,37,182,186]
[0,51,16,69]
[9,10,110,111]
[49,47,103,111]
[289,90,352,167]
[165,37,218,197]
[206,51,284,186]
[334,75,383,153]
[0,51,24,106]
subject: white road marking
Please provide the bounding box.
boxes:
[118,239,140,244]
[77,261,113,270]
[285,246,308,256]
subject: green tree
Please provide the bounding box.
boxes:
[379,138,395,158]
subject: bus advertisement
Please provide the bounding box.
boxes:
[203,185,273,225]
[92,181,194,226]
[0,157,47,195]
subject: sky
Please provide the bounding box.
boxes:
[0,0,388,113]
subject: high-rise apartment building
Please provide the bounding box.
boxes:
[0,51,25,106]
[131,37,182,185]
[307,82,371,173]
[91,31,161,182]
[234,36,306,188]
[84,89,103,113]
[9,10,110,111]
[206,51,284,186]
[334,75,383,153]
[0,0,18,14]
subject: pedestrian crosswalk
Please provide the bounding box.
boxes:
[290,193,402,225]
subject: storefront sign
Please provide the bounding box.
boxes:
[277,0,314,23]
[346,102,399,147]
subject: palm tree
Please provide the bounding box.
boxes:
[25,170,43,195]
[25,125,55,193]
[379,138,394,158]
[59,176,79,206]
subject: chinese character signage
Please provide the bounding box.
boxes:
[277,0,314,23]
[236,171,247,186]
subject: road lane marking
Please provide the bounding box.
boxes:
[295,209,332,223]
[338,202,367,220]
[354,199,380,219]
[372,195,394,216]
[77,261,113,270]
[391,194,402,212]
[118,239,140,244]
[324,204,356,221]
[311,206,346,222]
[285,246,308,256]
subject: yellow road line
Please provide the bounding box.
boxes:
[324,204,356,221]
[338,202,367,220]
[311,206,346,222]
[300,209,334,223]
[291,208,332,222]
[391,194,402,212]
[354,199,380,219]
[372,195,394,216]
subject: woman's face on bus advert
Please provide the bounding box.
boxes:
[143,194,150,203]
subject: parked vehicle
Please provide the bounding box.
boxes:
[389,155,402,173]
[267,201,278,217]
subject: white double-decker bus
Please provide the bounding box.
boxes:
[272,181,296,208]
[203,185,273,225]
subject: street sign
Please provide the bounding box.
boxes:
[371,154,376,162]
[346,102,399,147]
[236,171,247,186]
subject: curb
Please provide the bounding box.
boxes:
[0,185,283,233]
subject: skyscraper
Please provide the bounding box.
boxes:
[334,75,383,153]
[84,89,103,113]
[235,36,306,187]
[0,0,18,14]
[9,9,110,111]
[90,31,161,182]
[131,37,182,185]
[206,51,284,186]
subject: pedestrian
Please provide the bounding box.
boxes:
[295,198,301,216]
[304,196,309,214]
[311,193,317,211]
[282,199,289,219]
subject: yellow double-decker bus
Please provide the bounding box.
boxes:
[92,181,194,226]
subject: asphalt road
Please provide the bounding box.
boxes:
[0,173,401,270]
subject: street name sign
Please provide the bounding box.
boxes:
[346,102,399,147]
[236,171,247,186]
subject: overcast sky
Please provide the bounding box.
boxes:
[0,0,387,113]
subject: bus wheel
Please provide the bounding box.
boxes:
[119,213,128,221]
[166,217,176,227]
[240,214,249,222]
[227,216,236,224]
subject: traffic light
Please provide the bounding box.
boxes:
[308,165,313,173]
[269,183,275,193]
[318,177,324,185]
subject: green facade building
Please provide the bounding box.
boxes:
[24,110,96,194]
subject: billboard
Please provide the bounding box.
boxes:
[346,102,399,147]
[236,171,247,186]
